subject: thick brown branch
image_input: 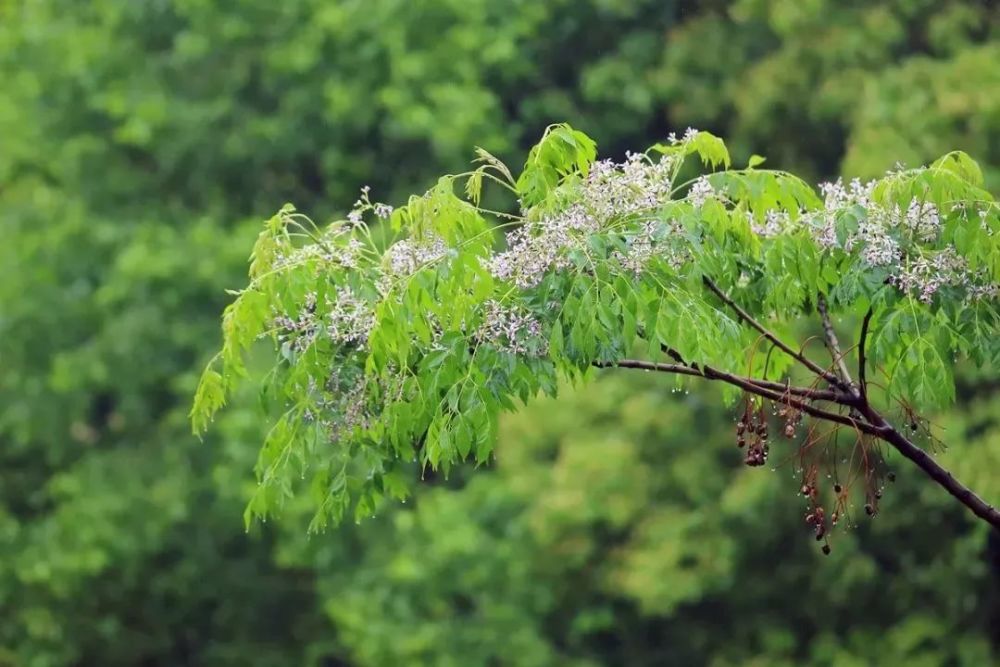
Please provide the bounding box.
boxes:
[858,404,1000,529]
[593,359,700,378]
[703,277,846,390]
[658,344,845,402]
[593,359,881,435]
[596,357,999,529]
[817,293,856,392]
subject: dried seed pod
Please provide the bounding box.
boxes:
[822,544,831,555]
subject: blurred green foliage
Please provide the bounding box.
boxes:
[1,0,998,665]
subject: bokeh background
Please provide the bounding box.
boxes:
[2,1,1000,665]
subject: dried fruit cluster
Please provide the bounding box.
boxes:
[734,387,912,555]
[735,398,769,467]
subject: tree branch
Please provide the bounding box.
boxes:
[615,286,997,530]
[703,277,847,390]
[817,293,856,392]
[658,344,845,402]
[593,359,882,435]
[858,307,874,404]
[597,357,1000,529]
[858,404,1000,528]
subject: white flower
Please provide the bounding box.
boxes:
[475,300,546,356]
[327,287,375,347]
[384,235,448,276]
[688,177,714,208]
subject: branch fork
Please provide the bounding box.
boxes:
[595,276,1000,529]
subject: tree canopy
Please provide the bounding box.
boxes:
[194,125,999,535]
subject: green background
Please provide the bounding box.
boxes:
[2,1,998,664]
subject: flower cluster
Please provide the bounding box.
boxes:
[272,231,367,273]
[750,210,791,238]
[384,235,449,277]
[582,151,675,220]
[900,199,941,243]
[804,174,998,302]
[890,248,989,304]
[488,207,595,288]
[272,287,376,353]
[327,287,375,347]
[687,176,715,208]
[810,177,877,251]
[488,153,676,288]
[612,220,657,275]
[312,369,372,444]
[348,185,394,224]
[273,292,321,353]
[474,300,546,356]
[665,127,700,144]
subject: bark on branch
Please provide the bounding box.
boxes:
[817,292,857,393]
[593,359,882,435]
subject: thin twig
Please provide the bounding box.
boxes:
[817,292,856,392]
[702,277,847,390]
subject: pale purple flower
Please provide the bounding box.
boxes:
[475,300,546,356]
[384,235,449,276]
[688,177,714,208]
[327,287,375,347]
